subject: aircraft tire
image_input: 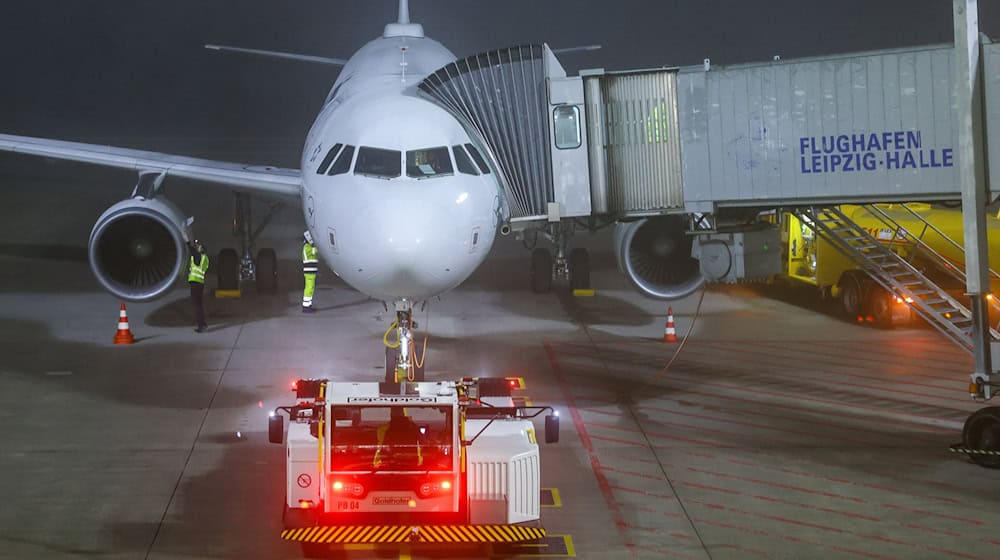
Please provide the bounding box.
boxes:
[256,248,277,294]
[569,247,591,290]
[963,406,1000,468]
[217,249,239,291]
[531,248,553,294]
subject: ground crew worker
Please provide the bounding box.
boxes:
[302,230,319,313]
[188,240,209,333]
[373,408,422,468]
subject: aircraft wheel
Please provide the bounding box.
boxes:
[839,273,864,321]
[530,248,553,294]
[569,247,591,290]
[217,249,239,291]
[962,407,1000,468]
[256,248,278,294]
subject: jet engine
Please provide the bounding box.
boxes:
[614,215,704,300]
[88,197,191,302]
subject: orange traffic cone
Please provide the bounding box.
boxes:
[113,302,135,345]
[662,307,678,343]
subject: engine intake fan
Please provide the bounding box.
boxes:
[614,215,704,300]
[89,197,190,302]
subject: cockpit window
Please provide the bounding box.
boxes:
[316,143,343,175]
[328,145,355,176]
[355,146,402,179]
[406,147,453,179]
[452,145,479,176]
[464,143,491,174]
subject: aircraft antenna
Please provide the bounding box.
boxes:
[398,0,410,24]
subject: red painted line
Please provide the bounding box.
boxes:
[609,485,676,500]
[881,503,984,526]
[903,522,960,536]
[577,406,626,417]
[602,465,667,482]
[751,339,968,381]
[689,499,848,533]
[714,544,770,558]
[630,545,700,560]
[586,433,647,447]
[632,505,685,519]
[753,494,881,522]
[586,420,735,448]
[635,402,884,447]
[687,466,867,503]
[543,343,632,545]
[691,516,896,560]
[675,342,968,405]
[675,481,740,495]
[651,382,954,439]
[711,453,964,506]
[644,373,958,430]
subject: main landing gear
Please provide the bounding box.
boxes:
[383,301,426,383]
[527,224,591,294]
[216,192,284,294]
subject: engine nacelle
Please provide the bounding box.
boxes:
[614,216,704,300]
[89,197,191,302]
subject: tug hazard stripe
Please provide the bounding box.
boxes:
[281,524,545,544]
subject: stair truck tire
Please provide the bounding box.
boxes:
[963,406,1000,468]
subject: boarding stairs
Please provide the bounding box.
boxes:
[794,206,1000,355]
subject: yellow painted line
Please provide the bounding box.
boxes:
[572,289,595,297]
[214,289,241,298]
[541,487,562,507]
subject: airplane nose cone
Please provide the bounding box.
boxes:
[367,199,461,295]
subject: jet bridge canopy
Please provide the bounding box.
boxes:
[418,44,592,223]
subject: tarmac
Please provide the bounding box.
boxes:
[2,156,1000,559]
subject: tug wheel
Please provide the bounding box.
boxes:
[962,406,1000,468]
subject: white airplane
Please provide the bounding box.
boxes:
[0,0,700,380]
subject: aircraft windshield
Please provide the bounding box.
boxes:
[355,146,401,179]
[329,405,454,472]
[406,147,453,179]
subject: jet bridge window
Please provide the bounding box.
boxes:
[464,143,491,174]
[553,106,581,149]
[452,145,479,176]
[328,144,355,176]
[406,146,453,179]
[316,143,343,175]
[355,146,402,179]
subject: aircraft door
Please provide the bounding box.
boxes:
[548,76,592,219]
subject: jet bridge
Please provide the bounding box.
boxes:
[418,27,1000,458]
[418,38,1000,302]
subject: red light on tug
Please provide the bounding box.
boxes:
[418,479,454,498]
[331,480,365,497]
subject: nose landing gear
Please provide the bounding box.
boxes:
[526,224,591,294]
[384,302,426,383]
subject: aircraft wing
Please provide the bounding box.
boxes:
[0,133,301,198]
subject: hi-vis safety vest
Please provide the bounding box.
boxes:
[188,254,209,284]
[302,242,319,274]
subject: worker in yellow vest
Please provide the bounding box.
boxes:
[188,240,209,332]
[302,230,319,313]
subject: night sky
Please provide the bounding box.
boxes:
[0,1,997,162]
